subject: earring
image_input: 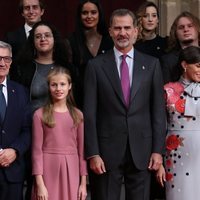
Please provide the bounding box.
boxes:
[184,68,187,73]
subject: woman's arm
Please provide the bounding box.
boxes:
[35,175,48,200]
[78,175,87,200]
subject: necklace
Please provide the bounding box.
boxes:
[87,37,98,48]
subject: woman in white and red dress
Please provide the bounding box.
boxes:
[157,46,200,200]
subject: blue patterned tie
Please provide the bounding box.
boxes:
[120,55,130,107]
[0,84,6,123]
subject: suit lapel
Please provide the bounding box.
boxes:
[101,50,148,107]
[130,50,146,104]
[19,27,27,42]
[5,81,17,121]
[101,50,125,104]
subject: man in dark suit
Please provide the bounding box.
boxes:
[161,11,200,83]
[0,41,31,200]
[84,9,166,200]
[4,0,45,60]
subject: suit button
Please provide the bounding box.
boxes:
[1,130,5,134]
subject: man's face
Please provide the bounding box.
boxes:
[22,0,44,26]
[176,17,199,47]
[109,15,138,53]
[0,48,12,82]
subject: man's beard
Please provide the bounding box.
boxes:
[181,38,194,46]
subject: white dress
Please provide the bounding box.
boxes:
[164,80,200,200]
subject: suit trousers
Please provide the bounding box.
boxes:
[0,168,23,200]
[89,143,151,200]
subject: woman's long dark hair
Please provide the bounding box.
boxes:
[71,0,108,63]
[16,21,71,66]
[75,0,108,40]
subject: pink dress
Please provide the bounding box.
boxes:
[31,108,87,200]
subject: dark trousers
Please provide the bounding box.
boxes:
[150,172,165,200]
[89,145,151,200]
[24,149,33,200]
[0,169,23,200]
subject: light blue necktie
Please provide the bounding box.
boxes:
[0,84,6,123]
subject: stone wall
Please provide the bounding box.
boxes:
[150,0,200,36]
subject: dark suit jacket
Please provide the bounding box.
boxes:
[68,33,113,109]
[4,26,27,81]
[84,49,166,170]
[4,26,27,59]
[160,50,180,83]
[0,80,31,183]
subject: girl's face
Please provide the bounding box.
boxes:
[142,6,158,31]
[81,2,99,29]
[34,25,54,54]
[49,74,72,102]
[182,61,200,82]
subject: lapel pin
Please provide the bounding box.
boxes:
[12,89,15,93]
[142,66,145,70]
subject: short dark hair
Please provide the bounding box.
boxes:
[179,46,200,64]
[173,46,200,81]
[19,0,45,14]
[110,9,137,27]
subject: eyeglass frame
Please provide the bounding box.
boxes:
[34,32,53,40]
[0,56,12,63]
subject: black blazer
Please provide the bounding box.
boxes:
[4,26,27,59]
[0,80,31,182]
[160,50,180,83]
[84,49,166,170]
[68,34,113,109]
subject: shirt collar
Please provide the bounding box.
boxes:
[24,23,32,37]
[113,47,134,59]
[1,77,7,88]
[1,77,7,87]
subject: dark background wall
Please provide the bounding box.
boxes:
[0,0,144,40]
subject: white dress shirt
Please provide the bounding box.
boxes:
[113,47,134,85]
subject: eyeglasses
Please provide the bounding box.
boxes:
[0,56,12,63]
[34,33,53,40]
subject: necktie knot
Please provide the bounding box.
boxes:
[122,54,127,59]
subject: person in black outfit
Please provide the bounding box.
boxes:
[135,2,168,199]
[67,0,113,109]
[4,0,45,60]
[0,41,31,200]
[135,1,168,60]
[161,11,200,83]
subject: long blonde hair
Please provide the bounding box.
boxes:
[136,1,159,41]
[42,66,82,128]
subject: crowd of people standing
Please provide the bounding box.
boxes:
[0,0,200,200]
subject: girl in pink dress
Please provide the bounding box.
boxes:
[31,66,87,200]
